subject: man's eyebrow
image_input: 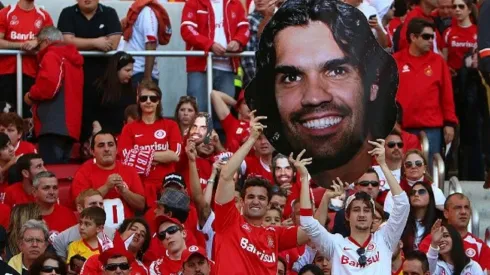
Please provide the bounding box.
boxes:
[274,65,302,75]
[321,57,353,70]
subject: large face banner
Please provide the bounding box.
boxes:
[245,0,399,187]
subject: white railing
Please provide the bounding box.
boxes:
[448,176,480,237]
[432,153,445,191]
[0,49,255,117]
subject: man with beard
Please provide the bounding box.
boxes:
[245,0,398,187]
[373,131,403,189]
[180,246,212,275]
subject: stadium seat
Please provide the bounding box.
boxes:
[46,164,81,210]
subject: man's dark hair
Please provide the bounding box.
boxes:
[357,167,380,182]
[298,264,324,275]
[162,205,189,224]
[406,18,435,44]
[16,153,42,178]
[118,217,151,261]
[444,193,470,210]
[91,130,118,150]
[404,250,430,273]
[240,176,273,202]
[247,0,398,173]
[271,153,296,185]
[80,206,106,226]
[345,192,375,228]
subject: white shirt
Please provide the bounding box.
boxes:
[300,192,410,275]
[211,0,233,71]
[357,1,387,37]
[365,0,393,21]
[372,165,401,191]
[123,6,160,78]
[428,246,485,275]
[384,182,446,214]
[198,210,216,259]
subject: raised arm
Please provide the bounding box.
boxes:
[215,112,266,205]
[368,139,403,196]
[211,90,237,121]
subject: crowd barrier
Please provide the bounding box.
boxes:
[0,49,255,117]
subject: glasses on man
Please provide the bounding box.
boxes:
[419,33,435,41]
[105,263,131,271]
[357,180,380,187]
[409,189,428,196]
[139,95,159,103]
[41,266,61,274]
[23,238,46,245]
[157,225,181,241]
[356,247,367,267]
[404,160,424,168]
[387,141,404,149]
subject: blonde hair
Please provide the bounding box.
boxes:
[7,203,42,255]
[75,189,102,207]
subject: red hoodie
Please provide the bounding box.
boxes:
[29,42,84,141]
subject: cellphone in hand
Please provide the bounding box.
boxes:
[369,14,377,20]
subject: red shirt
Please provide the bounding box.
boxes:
[243,156,273,183]
[221,113,250,153]
[213,200,298,275]
[81,254,148,275]
[387,17,403,48]
[3,182,35,207]
[0,203,11,229]
[15,141,37,156]
[43,204,77,236]
[149,250,184,275]
[442,24,478,70]
[394,48,458,128]
[401,130,422,153]
[72,160,146,227]
[0,4,53,77]
[118,119,183,205]
[279,245,306,275]
[419,232,490,270]
[176,143,213,192]
[397,6,441,52]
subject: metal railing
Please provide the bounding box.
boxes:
[419,131,430,163]
[448,176,480,237]
[433,153,445,191]
[0,49,255,117]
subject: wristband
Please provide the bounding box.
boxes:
[207,179,215,185]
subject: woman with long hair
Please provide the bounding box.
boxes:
[6,203,42,260]
[401,181,442,254]
[29,253,67,275]
[174,96,198,137]
[93,51,137,135]
[118,80,183,206]
[428,221,485,274]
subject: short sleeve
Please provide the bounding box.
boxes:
[104,7,122,36]
[213,200,241,233]
[42,10,54,27]
[276,226,299,251]
[57,7,75,35]
[140,7,158,43]
[0,8,8,34]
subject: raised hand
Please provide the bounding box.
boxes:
[248,110,267,139]
[327,177,348,199]
[430,219,444,248]
[288,149,312,178]
[368,139,386,165]
[186,139,197,162]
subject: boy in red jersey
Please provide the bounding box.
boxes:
[0,112,36,156]
[213,113,309,275]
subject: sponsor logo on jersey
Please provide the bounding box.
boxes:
[240,237,276,263]
[402,65,410,73]
[341,251,380,267]
[451,40,477,48]
[134,142,169,152]
[10,31,35,40]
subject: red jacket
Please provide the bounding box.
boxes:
[29,42,84,141]
[180,0,249,72]
[394,48,458,129]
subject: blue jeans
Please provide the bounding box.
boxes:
[187,69,235,112]
[131,73,159,89]
[407,127,442,170]
[38,134,74,164]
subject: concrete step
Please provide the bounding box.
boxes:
[452,180,490,238]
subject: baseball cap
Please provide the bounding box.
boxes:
[181,245,210,263]
[156,188,190,212]
[162,173,186,189]
[155,214,183,229]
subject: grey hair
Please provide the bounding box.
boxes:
[19,219,49,241]
[32,171,57,188]
[37,26,63,42]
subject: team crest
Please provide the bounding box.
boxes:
[10,15,19,26]
[34,19,42,29]
[424,65,433,76]
[465,248,476,257]
[189,245,199,252]
[231,12,236,19]
[366,243,376,252]
[241,223,251,232]
[236,127,243,134]
[267,235,275,248]
[187,12,194,18]
[154,129,166,139]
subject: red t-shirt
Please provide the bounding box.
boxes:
[243,156,273,183]
[81,254,148,275]
[0,203,11,229]
[221,113,250,153]
[43,204,77,236]
[279,245,306,275]
[442,24,478,70]
[148,250,184,275]
[176,144,213,192]
[213,200,298,275]
[72,160,145,227]
[0,4,53,77]
[3,182,35,207]
[15,141,37,156]
[118,119,183,206]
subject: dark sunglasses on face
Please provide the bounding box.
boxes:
[410,189,428,196]
[452,4,466,9]
[420,33,435,40]
[139,95,159,103]
[358,180,380,187]
[41,266,61,274]
[405,160,424,168]
[105,263,131,271]
[387,141,404,149]
[356,247,367,267]
[157,225,181,240]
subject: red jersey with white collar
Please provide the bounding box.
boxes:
[15,140,37,156]
[3,182,35,207]
[43,204,77,240]
[0,4,53,77]
[72,160,145,227]
[300,192,410,275]
[149,250,183,275]
[221,113,250,153]
[213,200,299,275]
[442,24,478,70]
[242,156,273,183]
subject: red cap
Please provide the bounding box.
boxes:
[235,89,245,110]
[155,214,183,231]
[181,245,209,263]
[98,232,134,266]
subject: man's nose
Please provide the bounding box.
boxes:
[301,74,333,106]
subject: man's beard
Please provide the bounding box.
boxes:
[354,224,370,231]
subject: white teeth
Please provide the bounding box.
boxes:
[302,117,342,129]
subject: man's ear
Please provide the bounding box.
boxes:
[21,169,29,179]
[76,204,83,214]
[97,225,104,234]
[370,84,379,102]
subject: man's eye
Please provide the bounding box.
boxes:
[282,74,302,83]
[327,67,347,77]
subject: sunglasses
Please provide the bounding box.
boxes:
[419,33,435,40]
[452,4,466,9]
[409,189,428,196]
[139,95,159,103]
[357,247,367,267]
[105,263,130,271]
[41,266,61,274]
[157,225,181,240]
[179,95,197,102]
[404,160,424,168]
[358,180,380,187]
[387,141,404,149]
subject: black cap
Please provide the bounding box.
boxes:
[163,173,186,189]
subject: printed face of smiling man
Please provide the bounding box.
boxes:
[274,21,373,165]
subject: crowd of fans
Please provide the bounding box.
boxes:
[0,0,489,274]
